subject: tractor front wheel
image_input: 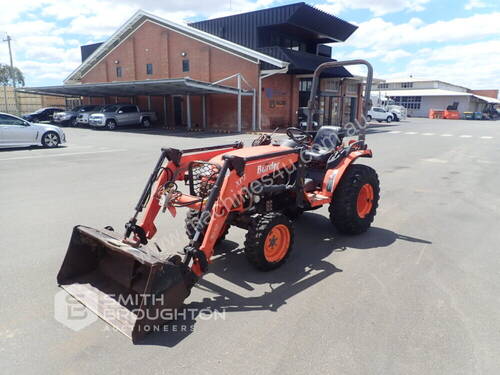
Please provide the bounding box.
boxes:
[244,212,294,271]
[329,164,380,235]
[185,209,229,244]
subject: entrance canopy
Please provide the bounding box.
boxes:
[17,77,254,97]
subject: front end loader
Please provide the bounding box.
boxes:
[57,60,380,342]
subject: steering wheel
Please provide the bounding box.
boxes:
[286,127,313,145]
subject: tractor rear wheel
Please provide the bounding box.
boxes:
[244,212,294,271]
[329,164,379,235]
[185,209,229,244]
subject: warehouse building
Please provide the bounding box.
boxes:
[374,79,499,118]
[19,3,366,131]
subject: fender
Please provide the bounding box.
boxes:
[321,149,372,196]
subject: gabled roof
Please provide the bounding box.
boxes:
[64,10,288,83]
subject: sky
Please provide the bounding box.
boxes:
[0,0,499,90]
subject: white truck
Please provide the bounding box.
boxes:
[88,104,156,130]
[371,94,407,121]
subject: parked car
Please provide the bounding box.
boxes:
[22,107,64,123]
[88,104,156,130]
[0,112,66,148]
[367,107,394,123]
[75,105,105,126]
[53,105,102,126]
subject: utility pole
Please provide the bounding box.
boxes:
[3,34,19,114]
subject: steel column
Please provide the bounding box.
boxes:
[252,88,256,131]
[237,74,242,132]
[186,94,192,130]
[202,95,207,129]
[163,95,168,127]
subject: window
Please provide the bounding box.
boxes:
[390,96,421,110]
[378,83,389,89]
[116,66,122,77]
[120,105,138,113]
[182,59,190,72]
[0,114,26,125]
[146,63,153,75]
[401,82,413,88]
[299,78,312,92]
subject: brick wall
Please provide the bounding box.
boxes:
[80,20,261,130]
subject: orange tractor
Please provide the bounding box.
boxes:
[57,60,379,342]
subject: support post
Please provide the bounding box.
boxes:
[202,95,207,129]
[252,88,256,131]
[186,94,192,130]
[237,74,242,132]
[163,95,168,127]
[147,95,151,111]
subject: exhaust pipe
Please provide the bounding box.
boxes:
[57,226,194,342]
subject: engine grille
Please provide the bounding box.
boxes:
[188,161,220,198]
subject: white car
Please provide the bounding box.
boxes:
[0,112,66,148]
[367,107,394,123]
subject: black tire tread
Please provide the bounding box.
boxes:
[244,212,294,271]
[185,209,229,243]
[329,164,380,235]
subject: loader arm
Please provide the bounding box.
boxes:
[132,142,243,241]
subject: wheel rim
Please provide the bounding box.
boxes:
[357,183,374,219]
[44,133,58,147]
[143,119,150,127]
[108,122,115,129]
[264,224,290,262]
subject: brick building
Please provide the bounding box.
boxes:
[21,3,363,131]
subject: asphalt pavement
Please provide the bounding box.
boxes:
[1,118,499,374]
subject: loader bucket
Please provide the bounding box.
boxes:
[57,225,192,342]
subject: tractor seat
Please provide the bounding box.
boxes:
[304,126,344,163]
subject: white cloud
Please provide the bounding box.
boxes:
[381,40,500,89]
[317,0,430,16]
[464,0,487,10]
[341,12,500,50]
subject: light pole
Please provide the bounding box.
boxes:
[3,33,19,114]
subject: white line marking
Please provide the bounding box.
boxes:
[389,131,401,134]
[0,149,126,162]
[460,135,472,138]
[422,158,448,164]
[422,132,435,136]
[405,131,418,135]
[441,134,453,137]
[416,244,428,265]
[480,136,493,139]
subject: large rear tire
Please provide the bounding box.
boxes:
[329,164,379,235]
[244,212,294,271]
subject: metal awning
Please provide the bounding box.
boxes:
[17,78,254,97]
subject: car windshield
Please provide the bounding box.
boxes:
[34,108,46,114]
[104,105,119,113]
[80,106,97,112]
[71,106,84,112]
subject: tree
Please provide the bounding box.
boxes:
[0,63,25,87]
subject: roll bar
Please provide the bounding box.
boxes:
[306,59,374,142]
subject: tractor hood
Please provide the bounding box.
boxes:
[209,145,292,166]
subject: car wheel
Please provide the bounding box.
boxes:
[366,115,372,122]
[71,118,78,127]
[42,132,60,148]
[386,116,392,123]
[141,117,151,128]
[106,120,117,130]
